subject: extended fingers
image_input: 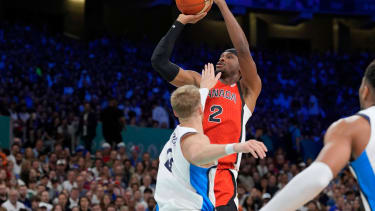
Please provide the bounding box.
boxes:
[215,72,221,81]
[248,148,258,159]
[249,141,266,159]
[209,63,215,75]
[258,141,268,152]
[253,141,267,158]
[204,63,215,78]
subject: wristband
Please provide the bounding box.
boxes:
[199,88,209,109]
[225,144,235,155]
[173,20,185,32]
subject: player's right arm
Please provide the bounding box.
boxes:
[261,116,366,211]
[151,13,206,87]
[181,133,267,166]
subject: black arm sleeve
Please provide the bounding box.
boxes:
[151,21,185,82]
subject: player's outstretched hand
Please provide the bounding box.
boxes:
[200,63,221,89]
[177,12,207,25]
[234,140,268,159]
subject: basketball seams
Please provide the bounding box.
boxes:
[177,0,213,15]
[197,0,212,14]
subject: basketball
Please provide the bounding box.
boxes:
[176,0,213,15]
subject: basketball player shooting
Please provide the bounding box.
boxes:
[260,60,375,211]
[151,0,262,209]
[154,64,267,211]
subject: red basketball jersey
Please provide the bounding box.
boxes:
[203,80,252,170]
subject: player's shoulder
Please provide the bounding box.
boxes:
[332,115,368,127]
[327,115,369,137]
[181,132,208,142]
[180,132,210,150]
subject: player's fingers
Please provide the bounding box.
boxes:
[195,12,207,20]
[248,140,266,155]
[215,72,221,81]
[251,142,265,159]
[259,141,268,152]
[258,142,267,158]
[209,63,215,76]
[253,144,264,159]
[253,142,266,157]
[248,148,258,159]
[206,63,212,77]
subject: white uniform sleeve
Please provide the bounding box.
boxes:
[260,162,333,211]
[199,88,209,110]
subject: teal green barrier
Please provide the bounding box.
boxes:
[91,124,173,158]
[0,116,11,149]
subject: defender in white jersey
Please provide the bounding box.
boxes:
[155,65,267,211]
[261,60,375,211]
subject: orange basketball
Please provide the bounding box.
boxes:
[176,0,213,15]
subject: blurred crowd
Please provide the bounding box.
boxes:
[0,140,157,211]
[250,0,320,11]
[0,22,373,210]
[0,140,362,211]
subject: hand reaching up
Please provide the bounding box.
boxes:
[200,63,221,89]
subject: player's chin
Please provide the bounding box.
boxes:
[215,69,224,75]
[215,70,225,79]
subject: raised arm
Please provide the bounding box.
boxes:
[215,0,261,111]
[151,13,206,87]
[260,117,361,211]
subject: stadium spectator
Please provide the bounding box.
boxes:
[100,99,126,147]
[77,102,97,152]
[68,188,80,209]
[151,101,169,128]
[1,189,25,210]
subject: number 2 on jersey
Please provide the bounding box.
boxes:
[209,105,223,123]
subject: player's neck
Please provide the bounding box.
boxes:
[221,76,240,85]
[179,118,203,133]
[362,100,375,110]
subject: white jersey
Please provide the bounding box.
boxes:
[349,106,375,211]
[155,126,215,211]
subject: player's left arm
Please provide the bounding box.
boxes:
[215,0,261,112]
[181,134,267,166]
[260,118,354,211]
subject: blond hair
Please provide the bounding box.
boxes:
[171,85,201,119]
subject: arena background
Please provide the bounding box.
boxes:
[0,0,374,210]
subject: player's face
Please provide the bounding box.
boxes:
[216,52,240,78]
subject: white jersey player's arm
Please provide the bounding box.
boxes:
[261,117,364,211]
[181,133,267,166]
